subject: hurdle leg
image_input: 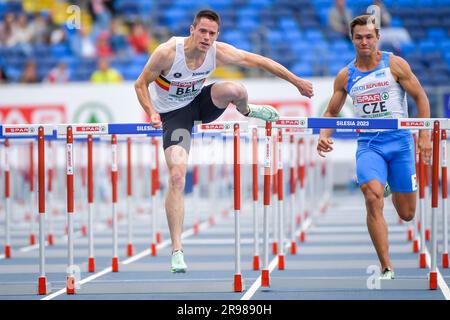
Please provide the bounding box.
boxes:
[4,139,11,258]
[441,130,449,268]
[37,127,48,295]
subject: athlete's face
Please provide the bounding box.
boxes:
[352,25,379,57]
[190,18,219,52]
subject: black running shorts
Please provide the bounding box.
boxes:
[159,84,225,153]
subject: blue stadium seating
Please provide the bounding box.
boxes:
[0,0,448,85]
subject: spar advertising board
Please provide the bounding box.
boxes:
[0,78,355,125]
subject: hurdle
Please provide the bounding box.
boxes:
[440,129,449,269]
[259,117,448,291]
[3,139,11,259]
[1,118,447,296]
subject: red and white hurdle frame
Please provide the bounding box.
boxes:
[150,137,158,256]
[441,129,449,269]
[87,134,95,272]
[38,127,49,294]
[4,139,11,258]
[111,134,119,272]
[29,141,36,246]
[0,118,448,295]
[66,126,75,294]
[251,127,260,270]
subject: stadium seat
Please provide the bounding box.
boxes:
[291,62,313,77]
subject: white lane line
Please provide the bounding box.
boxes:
[241,218,313,301]
[424,248,450,300]
[41,207,231,300]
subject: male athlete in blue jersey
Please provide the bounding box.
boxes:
[317,15,432,279]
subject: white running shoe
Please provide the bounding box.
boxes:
[246,104,280,122]
[379,267,395,280]
[171,250,187,273]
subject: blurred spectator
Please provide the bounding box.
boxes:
[128,22,150,54]
[328,0,352,38]
[373,0,391,27]
[19,60,40,83]
[96,31,113,58]
[46,62,70,83]
[109,17,130,56]
[0,66,9,83]
[91,58,123,83]
[373,0,411,52]
[89,0,115,29]
[0,13,15,47]
[8,13,34,56]
[70,26,96,58]
[30,12,51,45]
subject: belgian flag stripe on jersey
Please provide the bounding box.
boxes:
[155,75,170,91]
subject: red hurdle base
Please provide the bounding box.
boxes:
[407,229,413,241]
[127,243,133,257]
[290,241,297,255]
[278,255,285,270]
[425,229,430,241]
[272,242,278,255]
[88,257,95,272]
[151,243,157,256]
[156,232,162,244]
[38,277,47,295]
[4,245,11,259]
[420,253,427,268]
[253,256,260,270]
[429,272,437,290]
[296,215,301,226]
[443,253,449,268]
[261,269,270,287]
[299,231,306,242]
[47,234,54,246]
[112,257,119,272]
[30,234,36,245]
[66,276,75,295]
[234,274,243,292]
[413,240,419,253]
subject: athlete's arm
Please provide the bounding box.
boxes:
[390,55,432,163]
[317,67,348,157]
[215,41,313,98]
[134,40,175,128]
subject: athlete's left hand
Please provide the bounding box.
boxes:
[418,131,432,164]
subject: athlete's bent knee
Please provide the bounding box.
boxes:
[225,82,247,100]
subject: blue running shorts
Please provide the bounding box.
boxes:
[356,130,417,193]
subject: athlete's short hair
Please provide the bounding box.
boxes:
[193,10,221,29]
[349,15,380,38]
